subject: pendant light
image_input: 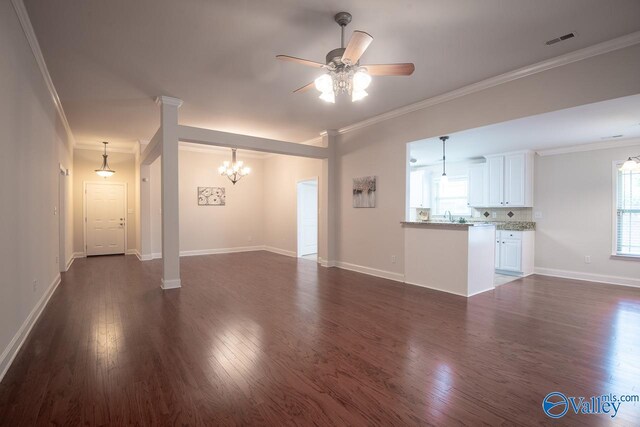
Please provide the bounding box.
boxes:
[95,141,115,178]
[218,148,251,185]
[440,136,449,184]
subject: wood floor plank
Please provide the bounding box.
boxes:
[1,252,639,425]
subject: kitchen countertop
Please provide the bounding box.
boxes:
[472,221,536,231]
[401,220,535,231]
[401,221,495,229]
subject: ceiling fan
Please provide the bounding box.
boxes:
[276,11,415,103]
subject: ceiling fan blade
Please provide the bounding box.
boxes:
[276,55,325,68]
[293,82,315,93]
[364,63,415,76]
[341,30,373,65]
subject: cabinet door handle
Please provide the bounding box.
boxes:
[506,202,509,205]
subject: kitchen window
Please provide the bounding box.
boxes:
[431,175,470,217]
[614,165,640,257]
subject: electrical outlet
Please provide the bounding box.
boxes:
[492,212,497,219]
[584,256,591,264]
[32,279,38,292]
[391,255,397,264]
[55,256,59,264]
[534,211,543,219]
[247,235,253,242]
[53,206,57,216]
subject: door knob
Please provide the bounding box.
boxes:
[120,223,124,226]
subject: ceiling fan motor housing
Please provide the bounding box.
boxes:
[326,47,346,66]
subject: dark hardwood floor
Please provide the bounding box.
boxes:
[0,252,639,426]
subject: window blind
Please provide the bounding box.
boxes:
[616,168,640,256]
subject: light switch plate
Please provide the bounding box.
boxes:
[128,208,134,214]
[534,211,543,219]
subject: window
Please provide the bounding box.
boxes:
[615,166,640,256]
[431,175,470,217]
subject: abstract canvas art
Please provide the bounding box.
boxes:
[198,187,225,206]
[353,176,376,208]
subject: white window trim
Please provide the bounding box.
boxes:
[611,160,640,260]
[430,175,472,218]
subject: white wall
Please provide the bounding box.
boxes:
[335,44,640,278]
[0,0,73,379]
[150,148,266,255]
[72,148,137,254]
[147,150,322,258]
[263,154,322,255]
[535,144,640,285]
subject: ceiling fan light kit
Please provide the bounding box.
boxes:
[277,12,415,104]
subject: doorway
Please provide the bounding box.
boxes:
[58,166,67,272]
[297,178,318,259]
[84,182,127,256]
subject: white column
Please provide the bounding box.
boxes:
[318,130,337,267]
[156,96,183,289]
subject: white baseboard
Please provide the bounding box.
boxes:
[534,267,640,289]
[335,261,405,283]
[125,249,137,255]
[0,274,61,382]
[318,257,336,267]
[403,280,471,297]
[263,246,297,258]
[161,278,181,289]
[72,251,86,258]
[142,245,267,261]
[181,246,265,257]
[64,255,74,271]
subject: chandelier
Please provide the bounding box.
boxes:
[314,67,371,103]
[218,148,250,185]
[95,141,115,177]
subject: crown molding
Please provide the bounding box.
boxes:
[336,31,640,136]
[536,137,640,157]
[11,0,76,146]
[155,96,183,107]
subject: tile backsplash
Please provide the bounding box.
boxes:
[471,207,533,221]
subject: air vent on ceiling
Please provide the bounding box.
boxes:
[545,32,576,46]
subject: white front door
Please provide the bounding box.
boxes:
[297,180,318,257]
[85,182,126,256]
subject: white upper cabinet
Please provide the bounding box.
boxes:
[504,153,526,207]
[484,151,534,207]
[410,170,424,207]
[409,170,431,208]
[468,163,487,207]
[487,156,505,207]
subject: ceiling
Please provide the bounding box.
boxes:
[24,0,640,147]
[409,94,640,166]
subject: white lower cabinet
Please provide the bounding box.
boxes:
[495,230,535,276]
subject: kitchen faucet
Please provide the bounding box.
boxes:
[444,210,453,222]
